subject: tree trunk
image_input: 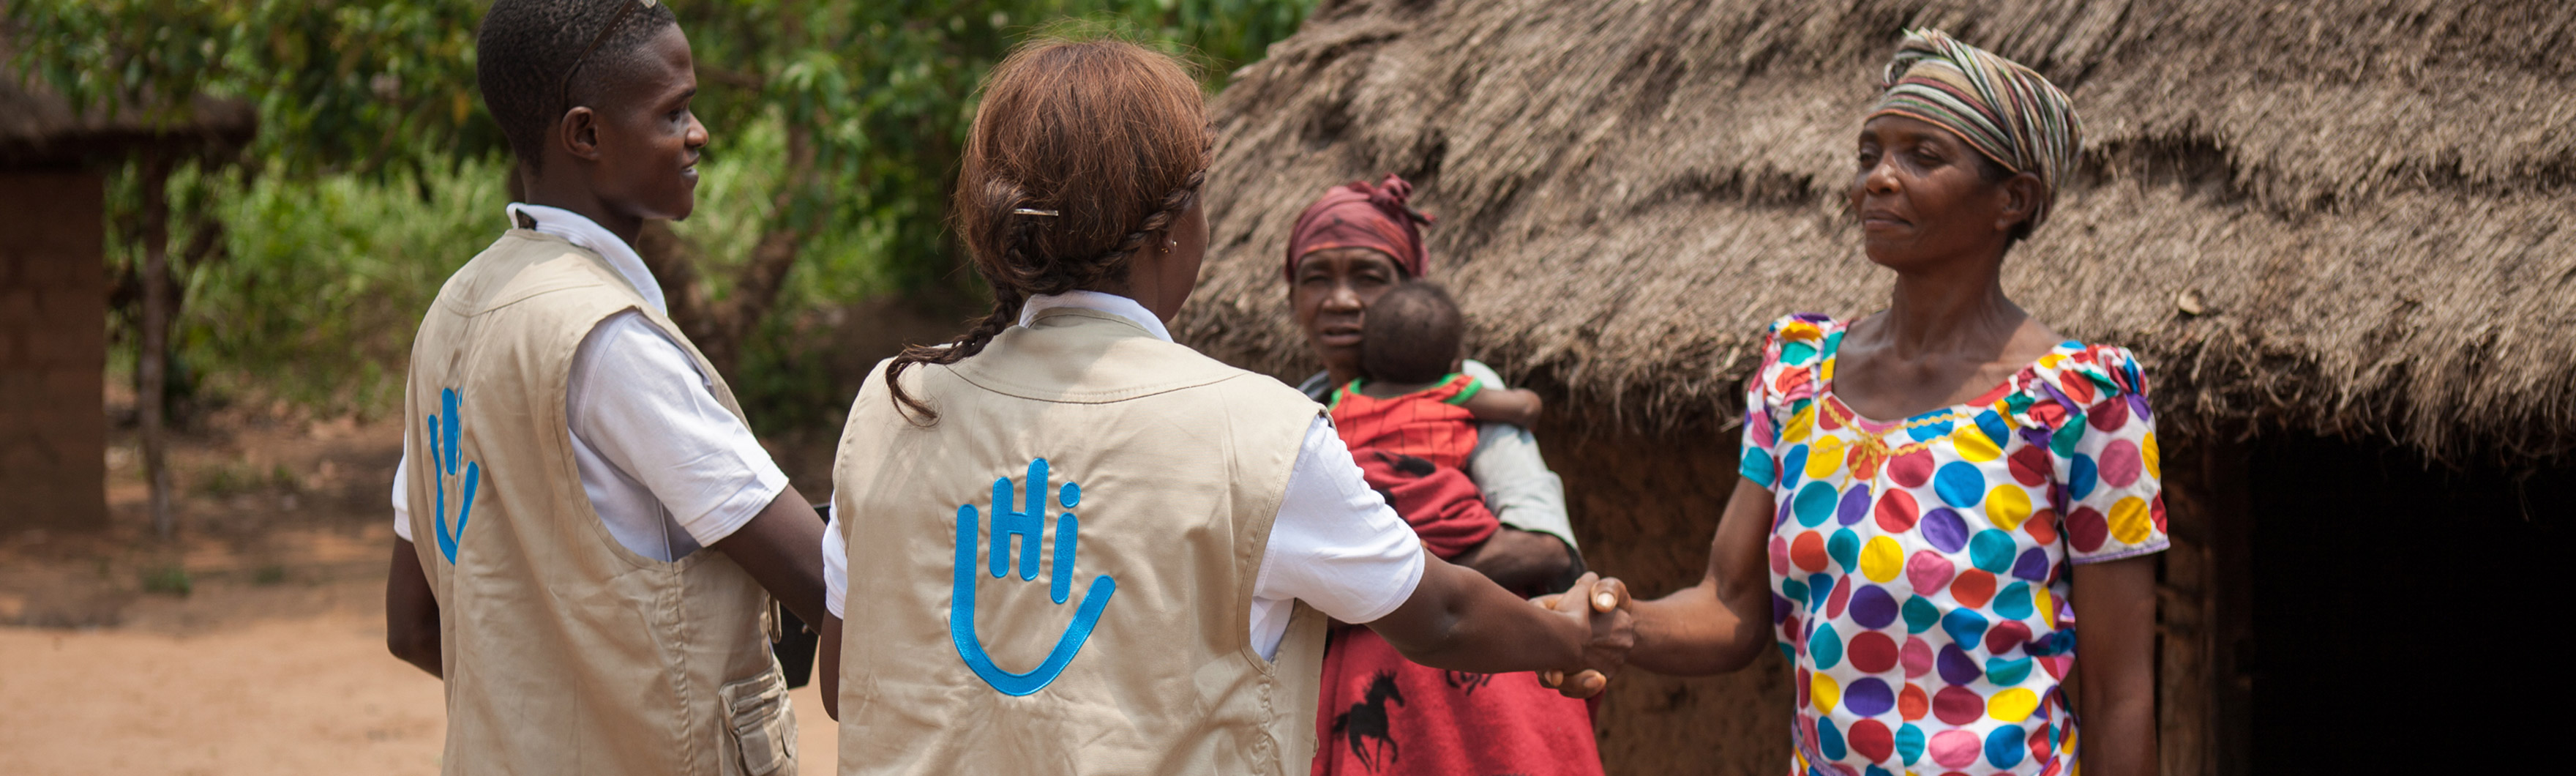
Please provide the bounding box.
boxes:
[137,153,176,540]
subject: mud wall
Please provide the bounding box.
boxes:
[0,170,106,533]
[1540,420,1791,775]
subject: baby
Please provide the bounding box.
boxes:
[1327,280,1540,555]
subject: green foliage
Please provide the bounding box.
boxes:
[670,0,1310,292]
[238,0,502,176]
[160,157,512,416]
[193,458,307,496]
[140,564,193,597]
[664,1,1319,426]
[10,0,1317,419]
[6,0,499,176]
[155,121,846,417]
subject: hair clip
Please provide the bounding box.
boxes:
[1011,208,1060,217]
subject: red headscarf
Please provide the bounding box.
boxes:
[1284,174,1433,280]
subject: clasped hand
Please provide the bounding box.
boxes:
[1533,572,1633,698]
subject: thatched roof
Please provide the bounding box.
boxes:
[1174,0,2576,460]
[0,72,255,168]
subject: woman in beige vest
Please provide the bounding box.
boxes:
[815,37,1632,775]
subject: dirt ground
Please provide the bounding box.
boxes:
[0,402,842,775]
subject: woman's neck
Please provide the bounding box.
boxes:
[1875,257,2025,359]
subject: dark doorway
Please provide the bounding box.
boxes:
[2248,433,2570,768]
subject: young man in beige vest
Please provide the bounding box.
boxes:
[382,1,825,773]
[813,39,1634,776]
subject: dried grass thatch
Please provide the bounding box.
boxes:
[0,73,255,168]
[1175,0,2576,461]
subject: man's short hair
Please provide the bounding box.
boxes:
[1360,280,1466,385]
[476,0,679,169]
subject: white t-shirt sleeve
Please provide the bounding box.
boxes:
[568,312,789,547]
[1248,417,1427,657]
[391,447,412,541]
[823,501,848,618]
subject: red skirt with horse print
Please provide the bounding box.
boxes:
[1310,417,1603,776]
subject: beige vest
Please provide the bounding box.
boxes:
[403,230,796,776]
[832,308,1328,775]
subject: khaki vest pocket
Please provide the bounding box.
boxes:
[722,670,798,775]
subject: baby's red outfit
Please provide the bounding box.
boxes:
[1314,374,1603,776]
[1327,374,1495,555]
[1328,373,1484,468]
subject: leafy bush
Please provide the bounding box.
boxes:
[165,158,510,416]
[34,0,1319,425]
[141,564,193,597]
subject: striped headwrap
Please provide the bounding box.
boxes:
[1869,29,2082,231]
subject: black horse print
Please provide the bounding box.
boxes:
[1330,670,1407,771]
[1444,669,1494,695]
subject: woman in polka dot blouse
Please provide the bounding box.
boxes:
[1609,30,2163,776]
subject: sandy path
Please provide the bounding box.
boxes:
[0,613,843,775]
[0,406,852,775]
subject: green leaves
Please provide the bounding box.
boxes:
[12,0,1315,419]
[10,0,1313,287]
[7,0,496,176]
[665,0,1315,292]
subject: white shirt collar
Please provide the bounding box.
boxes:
[506,203,667,315]
[1016,290,1172,343]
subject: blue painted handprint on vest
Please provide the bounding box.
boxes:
[426,388,482,564]
[951,458,1116,695]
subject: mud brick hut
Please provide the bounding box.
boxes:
[1,74,252,534]
[1176,1,2575,772]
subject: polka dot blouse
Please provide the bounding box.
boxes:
[1737,313,2169,776]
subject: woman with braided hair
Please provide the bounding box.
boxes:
[813,37,1634,775]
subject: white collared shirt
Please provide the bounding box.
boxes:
[391,205,790,561]
[822,292,1428,660]
[506,203,667,314]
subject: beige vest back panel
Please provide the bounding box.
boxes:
[832,309,1327,776]
[404,231,795,776]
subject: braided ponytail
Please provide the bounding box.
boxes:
[882,37,1210,424]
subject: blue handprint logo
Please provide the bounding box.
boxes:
[426,388,482,564]
[951,458,1115,696]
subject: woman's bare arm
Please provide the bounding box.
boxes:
[2071,555,2158,776]
[1364,561,1631,695]
[1459,387,1543,428]
[1449,528,1578,594]
[1624,477,1778,676]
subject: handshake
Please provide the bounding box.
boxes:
[1531,572,1636,698]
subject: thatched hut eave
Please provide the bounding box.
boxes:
[1180,0,2576,463]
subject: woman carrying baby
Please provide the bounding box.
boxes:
[1285,176,1603,776]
